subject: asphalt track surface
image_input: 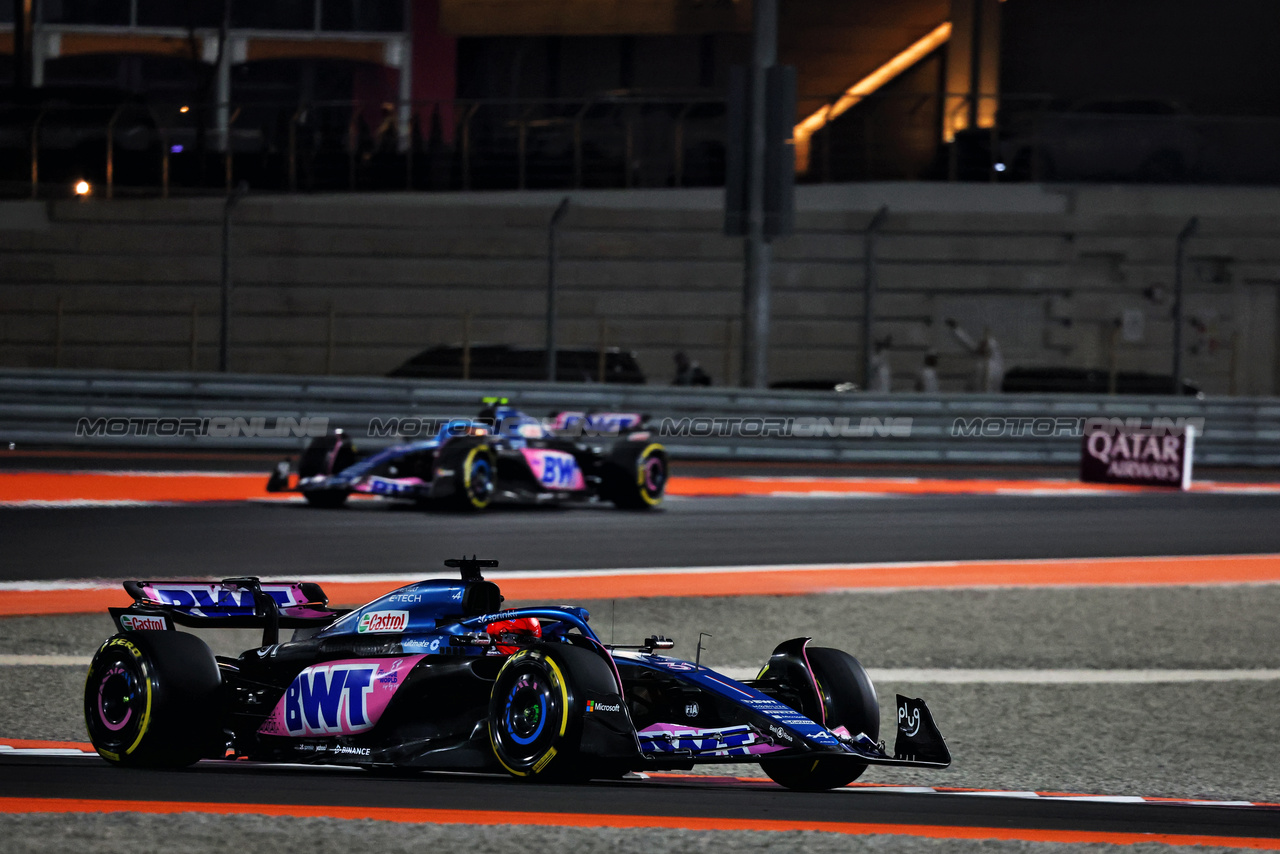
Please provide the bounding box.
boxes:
[4,469,1280,846]
[6,493,1280,580]
[1,757,1277,841]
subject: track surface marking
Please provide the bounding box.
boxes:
[4,471,1280,507]
[3,796,1279,847]
[2,553,1277,615]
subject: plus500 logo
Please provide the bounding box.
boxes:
[284,664,377,736]
[358,610,408,633]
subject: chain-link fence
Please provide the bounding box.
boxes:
[4,92,1280,198]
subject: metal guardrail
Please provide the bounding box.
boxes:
[2,368,1279,466]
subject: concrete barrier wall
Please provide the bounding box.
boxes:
[1,183,1278,395]
[4,368,1277,466]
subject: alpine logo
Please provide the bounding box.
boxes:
[119,614,167,631]
[357,610,408,634]
[283,664,377,736]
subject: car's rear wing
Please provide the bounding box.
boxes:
[549,411,647,437]
[111,576,348,645]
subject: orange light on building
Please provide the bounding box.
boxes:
[793,22,952,173]
[179,105,190,114]
[74,180,91,197]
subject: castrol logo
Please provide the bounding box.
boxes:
[357,610,409,634]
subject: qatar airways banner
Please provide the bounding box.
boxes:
[1080,424,1195,490]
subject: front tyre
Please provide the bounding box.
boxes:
[489,648,574,778]
[303,489,349,508]
[446,443,496,511]
[488,643,620,781]
[298,433,356,479]
[760,647,879,791]
[84,632,223,768]
[298,432,355,508]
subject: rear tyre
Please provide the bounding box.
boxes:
[760,647,879,791]
[602,442,667,509]
[84,632,224,768]
[488,644,617,781]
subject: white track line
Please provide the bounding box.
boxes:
[720,666,1280,683]
[1,553,1277,593]
[0,655,92,666]
[5,655,1279,683]
[0,746,1273,809]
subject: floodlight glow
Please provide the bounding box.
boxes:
[793,22,952,172]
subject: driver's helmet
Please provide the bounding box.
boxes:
[486,616,541,654]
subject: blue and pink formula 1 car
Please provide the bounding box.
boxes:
[84,558,950,790]
[266,399,666,511]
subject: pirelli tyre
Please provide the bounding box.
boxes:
[488,644,618,781]
[84,631,224,768]
[436,442,497,511]
[302,488,350,509]
[602,441,667,509]
[760,647,880,791]
[298,433,356,508]
[298,432,356,479]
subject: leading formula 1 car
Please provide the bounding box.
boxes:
[265,399,666,511]
[85,558,950,789]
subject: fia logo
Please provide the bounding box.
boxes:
[683,702,699,719]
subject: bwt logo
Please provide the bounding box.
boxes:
[284,664,376,736]
[358,610,409,633]
[539,455,579,486]
[148,588,298,614]
[151,585,295,613]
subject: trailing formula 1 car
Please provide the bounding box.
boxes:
[265,399,666,511]
[84,558,950,790]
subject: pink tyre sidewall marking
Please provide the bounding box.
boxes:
[643,456,664,493]
[96,664,134,732]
